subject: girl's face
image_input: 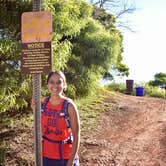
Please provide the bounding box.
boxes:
[47,74,64,95]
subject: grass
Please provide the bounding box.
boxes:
[75,87,114,135]
[144,84,165,99]
[104,82,126,94]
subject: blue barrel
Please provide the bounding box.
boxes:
[135,87,144,96]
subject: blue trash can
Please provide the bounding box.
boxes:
[135,87,144,96]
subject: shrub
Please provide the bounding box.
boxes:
[144,84,165,99]
[105,82,126,93]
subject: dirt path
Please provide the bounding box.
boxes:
[2,93,166,166]
[80,94,166,166]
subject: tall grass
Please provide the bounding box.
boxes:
[104,82,126,93]
[75,87,114,135]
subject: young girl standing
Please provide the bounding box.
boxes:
[31,71,80,166]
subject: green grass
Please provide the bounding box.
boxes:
[75,87,114,135]
[104,82,126,94]
[144,84,165,99]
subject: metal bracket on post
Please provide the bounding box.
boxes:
[33,0,42,166]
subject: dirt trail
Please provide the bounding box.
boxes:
[2,93,166,166]
[80,94,166,166]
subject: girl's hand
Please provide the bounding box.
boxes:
[31,96,36,110]
[31,97,46,110]
[66,158,74,166]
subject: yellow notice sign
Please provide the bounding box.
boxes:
[21,11,52,43]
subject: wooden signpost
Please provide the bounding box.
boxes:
[21,1,52,165]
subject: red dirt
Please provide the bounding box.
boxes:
[79,93,166,166]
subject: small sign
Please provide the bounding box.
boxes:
[21,11,52,43]
[21,42,52,74]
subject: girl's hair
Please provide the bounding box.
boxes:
[47,71,67,91]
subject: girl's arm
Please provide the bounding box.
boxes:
[31,97,47,110]
[67,102,80,166]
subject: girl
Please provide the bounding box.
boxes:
[31,71,80,166]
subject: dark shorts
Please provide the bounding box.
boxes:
[43,157,79,166]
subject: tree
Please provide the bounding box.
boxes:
[148,73,166,87]
[89,0,136,31]
[91,7,129,80]
[0,0,125,113]
[0,0,93,112]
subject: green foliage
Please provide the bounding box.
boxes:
[0,0,125,113]
[148,72,166,87]
[43,0,92,37]
[0,39,32,112]
[115,63,129,77]
[0,76,32,112]
[67,15,124,96]
[65,62,102,97]
[105,62,129,81]
[144,84,165,99]
[65,84,76,99]
[52,40,72,70]
[0,0,32,39]
[103,72,114,81]
[0,0,92,112]
[92,7,129,78]
[92,6,116,29]
[105,82,126,93]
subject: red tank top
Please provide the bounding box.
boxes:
[42,98,72,159]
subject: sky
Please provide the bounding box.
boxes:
[119,0,166,83]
